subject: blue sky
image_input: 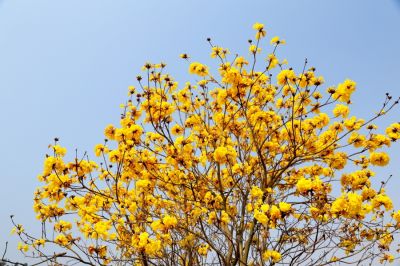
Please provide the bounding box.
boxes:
[0,0,399,262]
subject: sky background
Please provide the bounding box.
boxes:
[0,0,400,262]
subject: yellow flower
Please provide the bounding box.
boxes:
[386,123,400,140]
[347,192,363,217]
[189,62,209,77]
[372,193,393,210]
[260,204,270,213]
[296,177,312,194]
[328,152,348,170]
[104,124,116,139]
[277,69,296,85]
[270,36,285,45]
[249,44,261,54]
[361,186,376,200]
[54,220,72,232]
[34,238,45,247]
[380,253,395,263]
[333,79,356,102]
[210,47,229,59]
[138,232,149,248]
[252,22,264,31]
[279,202,291,213]
[213,146,227,163]
[393,210,400,225]
[55,233,70,246]
[94,144,109,157]
[213,146,237,164]
[171,124,184,135]
[333,104,349,118]
[93,221,111,239]
[348,132,366,148]
[310,207,320,218]
[234,56,249,67]
[52,145,67,156]
[145,239,161,256]
[136,179,152,191]
[162,215,178,229]
[331,192,366,219]
[179,53,189,59]
[379,233,393,250]
[344,116,364,130]
[269,205,281,220]
[250,186,263,199]
[208,211,217,224]
[254,210,268,225]
[220,211,230,225]
[198,244,209,256]
[370,152,390,166]
[108,149,121,163]
[267,54,278,69]
[330,256,339,262]
[263,250,282,262]
[17,242,29,252]
[11,224,24,235]
[150,220,163,232]
[252,22,266,39]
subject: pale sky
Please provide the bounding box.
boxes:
[0,0,399,262]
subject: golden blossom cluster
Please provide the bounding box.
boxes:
[12,23,400,266]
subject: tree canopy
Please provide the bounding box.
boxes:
[12,23,400,266]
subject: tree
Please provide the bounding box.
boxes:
[12,23,400,265]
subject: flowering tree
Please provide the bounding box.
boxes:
[12,23,400,265]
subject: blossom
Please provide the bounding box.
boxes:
[269,205,281,220]
[277,69,296,85]
[189,62,209,77]
[253,22,266,39]
[332,79,357,102]
[171,124,184,135]
[279,202,291,212]
[162,215,178,229]
[386,123,400,140]
[333,104,350,118]
[198,244,209,256]
[270,36,285,45]
[55,234,70,246]
[370,152,390,166]
[254,209,268,225]
[393,210,400,226]
[52,145,67,156]
[372,193,393,210]
[54,220,72,232]
[213,146,237,164]
[263,250,281,262]
[94,144,109,157]
[250,186,263,199]
[296,177,312,194]
[249,44,261,54]
[211,47,229,59]
[17,242,29,252]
